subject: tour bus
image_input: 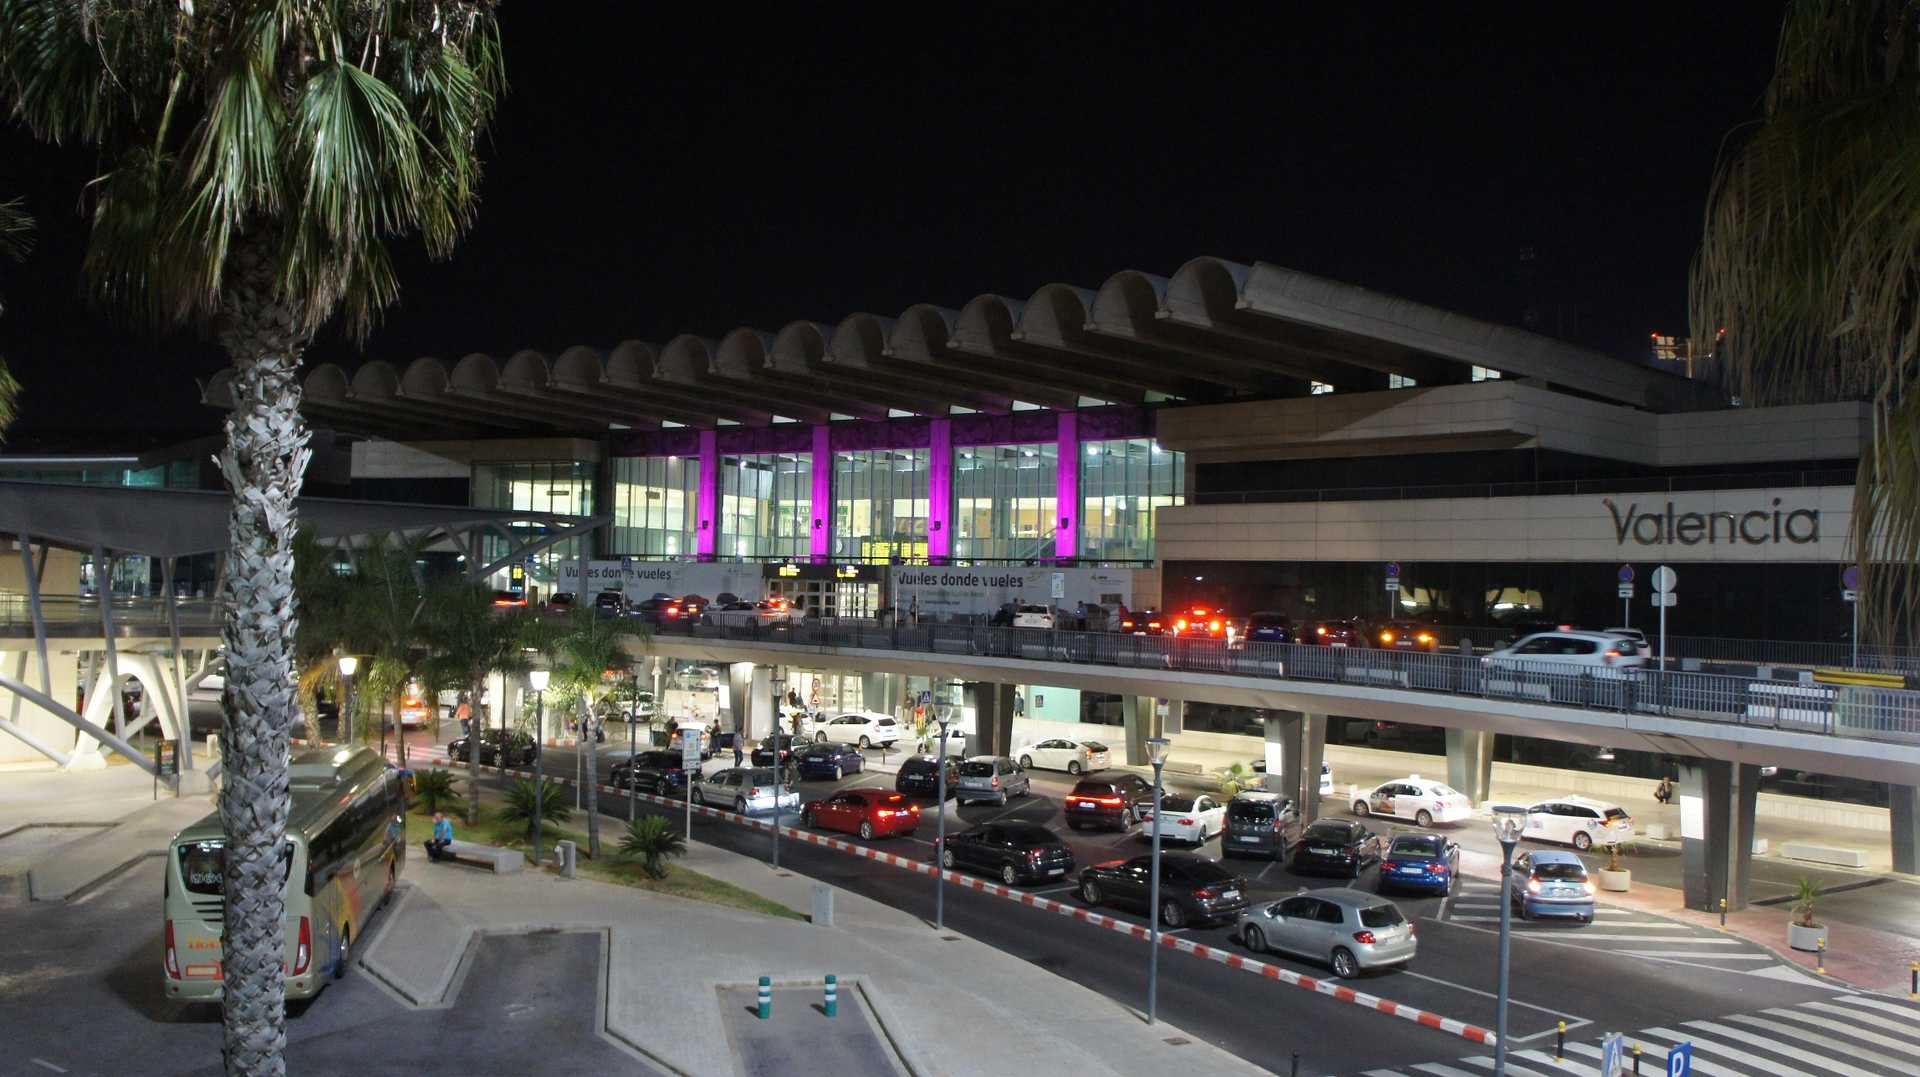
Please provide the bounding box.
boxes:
[163,746,406,1002]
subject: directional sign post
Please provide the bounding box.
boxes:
[1842,565,1862,669]
[1666,1040,1693,1077]
[682,728,701,840]
[1600,1032,1624,1076]
[1617,564,1635,628]
[1385,562,1402,616]
[1651,566,1677,673]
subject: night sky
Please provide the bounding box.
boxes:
[0,4,1784,443]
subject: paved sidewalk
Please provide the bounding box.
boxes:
[368,836,1268,1077]
[26,795,211,900]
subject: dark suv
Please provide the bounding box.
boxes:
[1064,772,1156,831]
[1223,791,1301,861]
[895,755,960,797]
[444,729,536,768]
[1244,611,1296,644]
[611,750,692,796]
[1078,853,1250,928]
[594,589,628,617]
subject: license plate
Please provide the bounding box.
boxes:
[1311,847,1335,855]
[1048,868,1065,876]
[1236,836,1260,843]
[1220,889,1241,900]
[1330,642,1347,648]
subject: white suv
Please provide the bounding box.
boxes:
[1521,796,1634,850]
[815,711,901,749]
[1485,631,1648,670]
[1012,604,1055,629]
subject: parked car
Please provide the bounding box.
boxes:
[1292,819,1384,878]
[795,742,865,780]
[1012,603,1056,629]
[1017,737,1110,775]
[667,724,711,759]
[1078,853,1250,928]
[1065,773,1156,830]
[954,756,1031,805]
[1247,759,1334,796]
[1378,834,1460,895]
[1521,796,1634,851]
[1508,850,1597,922]
[677,594,710,620]
[490,590,528,608]
[635,594,687,627]
[939,822,1076,885]
[894,754,961,797]
[592,589,627,617]
[1244,611,1296,644]
[1137,792,1228,845]
[1351,776,1473,827]
[1484,631,1648,670]
[1374,620,1438,651]
[692,766,800,815]
[546,592,577,611]
[1237,888,1417,978]
[751,737,806,768]
[815,710,901,749]
[610,750,693,796]
[802,788,921,840]
[443,729,536,768]
[1169,605,1232,639]
[389,693,433,730]
[1118,609,1169,635]
[1222,791,1301,861]
[708,599,800,628]
[1310,618,1369,647]
[1601,627,1651,657]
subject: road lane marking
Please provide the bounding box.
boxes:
[1514,1049,1599,1075]
[1799,1000,1920,1041]
[1762,1008,1920,1060]
[1409,1064,1482,1076]
[1639,1027,1817,1077]
[1395,970,1586,1026]
[1681,1019,1878,1077]
[1616,951,1773,961]
[1831,994,1920,1025]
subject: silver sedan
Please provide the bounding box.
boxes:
[1237,887,1416,978]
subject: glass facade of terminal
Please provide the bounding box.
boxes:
[955,442,1058,562]
[611,456,700,557]
[1079,437,1184,562]
[720,452,812,560]
[473,461,594,588]
[833,449,930,562]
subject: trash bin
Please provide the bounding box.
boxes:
[555,839,577,879]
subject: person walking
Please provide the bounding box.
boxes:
[426,811,455,861]
[732,733,745,768]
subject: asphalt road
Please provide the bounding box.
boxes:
[512,743,1852,1075]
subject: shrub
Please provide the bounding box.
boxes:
[1792,877,1821,928]
[618,815,687,879]
[412,769,463,815]
[499,778,573,837]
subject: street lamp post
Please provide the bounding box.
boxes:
[336,655,358,744]
[771,671,786,870]
[1145,736,1170,1025]
[1492,805,1527,1076]
[529,669,551,866]
[628,665,638,824]
[934,713,951,930]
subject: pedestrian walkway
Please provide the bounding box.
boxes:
[1360,991,1920,1076]
[1438,879,1782,974]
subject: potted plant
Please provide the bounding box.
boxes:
[1597,839,1634,892]
[1788,877,1827,952]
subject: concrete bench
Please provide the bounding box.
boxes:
[1778,841,1869,868]
[436,839,524,874]
[1161,760,1207,777]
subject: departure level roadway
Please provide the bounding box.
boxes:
[501,740,1851,1075]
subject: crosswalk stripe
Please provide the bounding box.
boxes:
[1682,1019,1880,1077]
[1513,1048,1599,1074]
[1410,1062,1486,1076]
[1629,1029,1762,1077]
[1643,1025,1817,1077]
[1764,1007,1920,1060]
[1718,1013,1918,1075]
[1800,1000,1920,1040]
[1615,951,1774,961]
[1832,994,1920,1025]
[1441,924,1744,943]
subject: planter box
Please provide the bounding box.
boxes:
[1597,868,1631,892]
[1788,922,1828,953]
[1645,824,1670,840]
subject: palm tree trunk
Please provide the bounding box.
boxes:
[393,683,408,768]
[211,233,311,1077]
[580,696,600,858]
[467,673,483,827]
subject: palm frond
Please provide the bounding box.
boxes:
[0,198,33,262]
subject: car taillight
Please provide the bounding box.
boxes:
[1417,633,1434,644]
[666,606,680,616]
[1382,860,1400,872]
[1353,931,1377,944]
[1380,630,1394,644]
[747,787,760,797]
[1147,621,1161,629]
[1194,887,1220,900]
[1121,620,1135,629]
[1027,849,1043,862]
[1209,620,1221,632]
[293,916,312,976]
[164,920,180,979]
[991,776,1000,788]
[1316,626,1327,635]
[1582,881,1597,895]
[1272,818,1285,831]
[1177,817,1194,825]
[1175,618,1188,631]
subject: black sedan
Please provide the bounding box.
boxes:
[895,755,960,797]
[1077,853,1250,928]
[610,750,693,796]
[750,737,805,768]
[444,729,535,768]
[1291,819,1384,878]
[939,822,1075,886]
[794,742,864,780]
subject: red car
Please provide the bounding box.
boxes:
[802,788,922,840]
[1170,606,1232,639]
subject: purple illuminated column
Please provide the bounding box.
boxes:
[810,425,832,562]
[695,429,719,561]
[927,418,953,564]
[1055,411,1079,561]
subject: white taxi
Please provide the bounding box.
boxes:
[1522,796,1634,851]
[1352,775,1473,827]
[1135,792,1229,845]
[1017,738,1111,775]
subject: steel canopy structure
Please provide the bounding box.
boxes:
[201,256,1718,438]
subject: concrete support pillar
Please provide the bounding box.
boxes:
[1892,785,1919,875]
[966,682,1016,756]
[726,663,754,734]
[1122,695,1157,766]
[860,672,894,718]
[1161,699,1185,735]
[1444,728,1494,805]
[1676,759,1760,913]
[749,665,773,741]
[1261,712,1327,823]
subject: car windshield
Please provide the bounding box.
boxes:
[901,759,935,775]
[1070,781,1114,796]
[1389,837,1443,858]
[1305,824,1351,842]
[1228,800,1274,821]
[1359,904,1406,928]
[957,761,996,777]
[1004,825,1056,847]
[1158,796,1198,812]
[1533,862,1588,881]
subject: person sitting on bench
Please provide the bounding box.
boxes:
[426,812,454,861]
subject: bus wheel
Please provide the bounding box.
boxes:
[334,927,351,980]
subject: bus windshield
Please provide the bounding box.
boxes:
[175,839,294,896]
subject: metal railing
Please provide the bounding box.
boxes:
[0,593,227,634]
[651,619,1920,748]
[1411,624,1920,674]
[1191,468,1856,506]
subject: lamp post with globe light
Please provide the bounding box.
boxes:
[336,654,358,744]
[529,669,550,865]
[934,711,952,930]
[1146,736,1171,1024]
[1492,804,1528,1075]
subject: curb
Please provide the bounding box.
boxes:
[413,750,1496,1047]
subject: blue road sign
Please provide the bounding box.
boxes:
[918,690,932,706]
[1385,561,1401,578]
[1618,563,1635,583]
[1600,1033,1623,1076]
[1666,1040,1692,1077]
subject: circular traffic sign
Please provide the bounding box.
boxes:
[1842,565,1861,590]
[1385,561,1401,578]
[1618,564,1635,583]
[1652,565,1677,594]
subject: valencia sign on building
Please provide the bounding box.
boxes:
[1604,498,1820,546]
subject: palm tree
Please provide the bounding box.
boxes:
[0,9,503,1070]
[412,768,462,815]
[548,609,648,859]
[350,533,431,768]
[0,195,30,436]
[500,776,572,841]
[618,814,687,880]
[1692,1,1920,643]
[421,576,533,828]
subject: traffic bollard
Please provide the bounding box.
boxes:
[1631,1043,1641,1074]
[1910,959,1917,1000]
[1289,1053,1299,1076]
[1815,938,1826,976]
[1718,897,1727,929]
[1555,1020,1565,1062]
[757,975,771,1019]
[824,974,838,1018]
